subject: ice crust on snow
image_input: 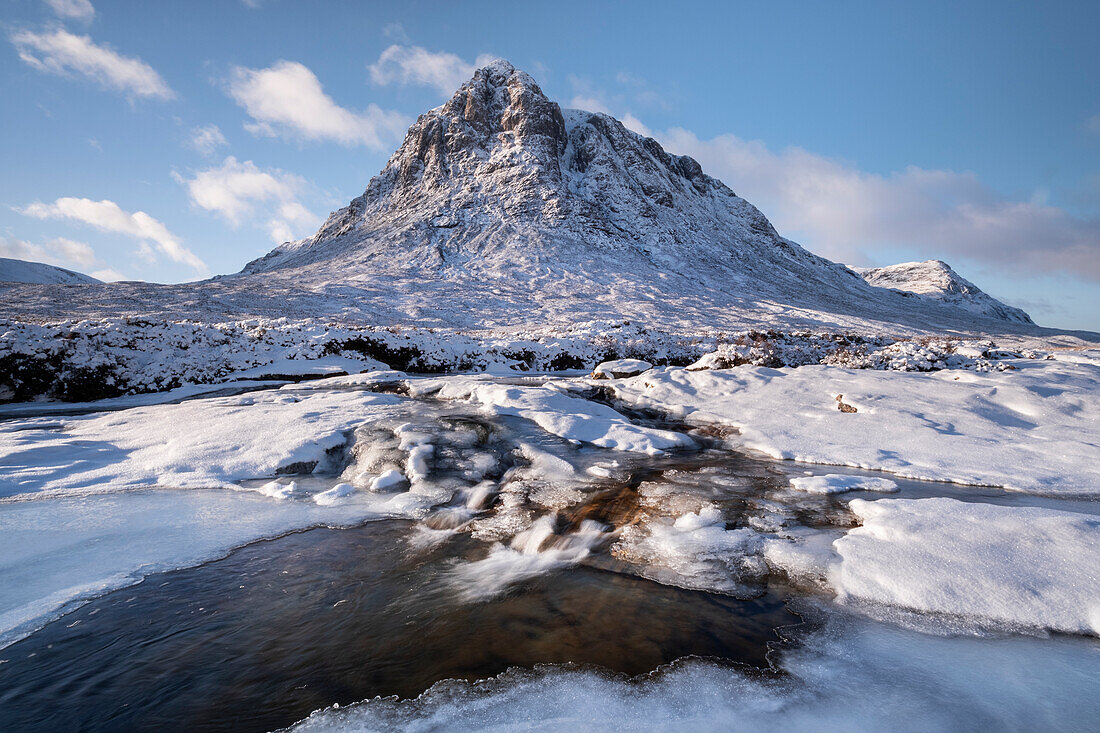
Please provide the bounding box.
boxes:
[614,503,764,595]
[789,474,898,494]
[609,354,1100,495]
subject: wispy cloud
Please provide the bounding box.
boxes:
[189,124,228,156]
[660,128,1100,280]
[43,0,95,22]
[175,156,320,244]
[1,236,95,268]
[11,28,174,100]
[566,74,656,136]
[19,197,206,272]
[227,61,408,148]
[368,45,496,97]
[0,235,124,281]
[568,95,613,115]
[1087,114,1100,136]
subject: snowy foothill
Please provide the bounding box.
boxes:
[607,351,1100,495]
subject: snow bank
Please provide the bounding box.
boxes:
[592,358,653,379]
[789,474,898,494]
[0,388,405,497]
[832,498,1100,636]
[422,379,695,455]
[609,355,1100,494]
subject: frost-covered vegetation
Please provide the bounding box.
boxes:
[0,317,1046,403]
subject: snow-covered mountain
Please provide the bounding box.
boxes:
[234,60,1028,332]
[854,260,1032,325]
[0,258,99,285]
[0,61,1043,334]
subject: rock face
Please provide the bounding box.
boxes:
[855,260,1033,325]
[0,258,99,285]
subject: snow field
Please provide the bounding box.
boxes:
[609,354,1100,495]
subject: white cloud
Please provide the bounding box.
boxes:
[368,45,496,97]
[0,236,126,281]
[11,29,174,100]
[227,61,408,148]
[190,124,227,156]
[569,95,613,116]
[44,0,95,22]
[0,236,95,268]
[660,128,1100,279]
[382,22,409,43]
[567,75,657,135]
[620,113,652,138]
[176,156,320,244]
[568,95,652,137]
[19,197,206,272]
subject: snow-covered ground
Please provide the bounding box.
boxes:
[831,498,1099,635]
[0,346,1097,728]
[607,350,1100,495]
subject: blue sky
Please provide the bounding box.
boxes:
[2,0,1098,330]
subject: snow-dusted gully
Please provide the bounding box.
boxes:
[0,362,1098,731]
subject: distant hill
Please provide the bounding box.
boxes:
[853,260,1032,325]
[0,258,99,285]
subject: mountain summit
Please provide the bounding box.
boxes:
[238,60,1029,331]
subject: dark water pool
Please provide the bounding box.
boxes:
[0,519,797,732]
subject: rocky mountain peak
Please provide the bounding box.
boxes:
[305,60,729,245]
[237,61,1033,332]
